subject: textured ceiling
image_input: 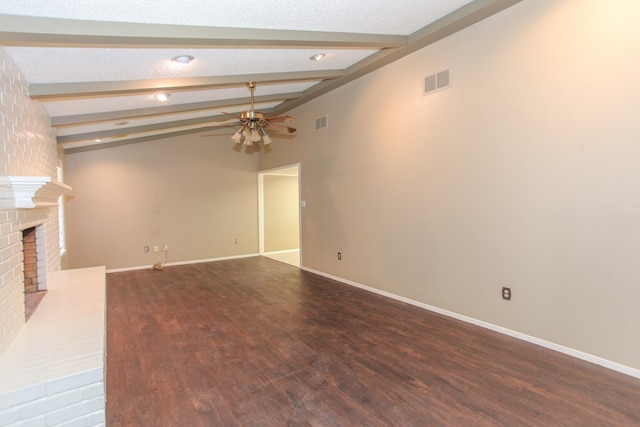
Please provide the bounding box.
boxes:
[0,0,474,33]
[0,0,522,152]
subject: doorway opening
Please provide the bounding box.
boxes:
[258,164,301,267]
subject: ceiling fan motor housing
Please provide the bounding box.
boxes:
[240,111,265,120]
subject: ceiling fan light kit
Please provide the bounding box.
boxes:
[228,81,296,147]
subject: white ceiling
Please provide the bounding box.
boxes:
[0,0,521,153]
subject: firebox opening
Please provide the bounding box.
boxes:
[22,226,46,321]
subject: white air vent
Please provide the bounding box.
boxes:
[315,115,328,130]
[424,75,436,93]
[436,69,450,88]
[424,69,450,94]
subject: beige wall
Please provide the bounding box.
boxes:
[65,134,259,270]
[263,174,299,252]
[260,0,640,370]
[0,48,62,355]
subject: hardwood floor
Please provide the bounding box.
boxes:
[106,257,640,426]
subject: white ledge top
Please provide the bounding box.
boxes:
[0,266,106,394]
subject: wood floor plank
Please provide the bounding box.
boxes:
[106,256,640,426]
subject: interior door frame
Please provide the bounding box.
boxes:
[258,163,301,262]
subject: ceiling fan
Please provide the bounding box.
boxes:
[225,81,296,146]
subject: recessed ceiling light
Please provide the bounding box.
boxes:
[94,139,102,142]
[309,53,326,61]
[172,55,194,64]
[154,93,170,102]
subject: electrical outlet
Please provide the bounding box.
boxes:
[337,252,342,260]
[154,245,159,252]
[502,287,512,301]
[162,245,168,251]
[143,245,149,253]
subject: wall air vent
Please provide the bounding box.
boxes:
[315,115,328,130]
[424,69,450,94]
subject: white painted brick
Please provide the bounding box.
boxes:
[0,274,17,302]
[46,371,103,396]
[84,409,105,427]
[53,416,86,427]
[81,383,104,400]
[45,396,105,426]
[47,361,103,383]
[0,268,106,427]
[57,410,106,427]
[19,389,84,419]
[0,245,14,262]
[0,50,67,426]
[0,406,19,425]
[12,416,46,427]
[0,48,60,356]
[0,384,45,411]
[8,231,20,246]
[0,258,11,279]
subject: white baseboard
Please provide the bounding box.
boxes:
[301,266,640,380]
[106,253,259,273]
[262,249,299,256]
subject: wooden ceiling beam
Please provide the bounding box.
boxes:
[0,14,406,49]
[29,70,342,100]
[51,92,302,127]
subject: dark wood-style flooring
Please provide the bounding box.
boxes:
[106,257,640,426]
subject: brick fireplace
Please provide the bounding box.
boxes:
[22,227,38,293]
[22,225,47,321]
[0,49,104,425]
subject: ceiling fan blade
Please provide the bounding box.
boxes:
[266,115,295,123]
[203,118,241,127]
[220,111,241,119]
[267,123,296,134]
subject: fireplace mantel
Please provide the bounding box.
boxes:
[3,176,72,209]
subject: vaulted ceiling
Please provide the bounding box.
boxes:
[0,0,521,153]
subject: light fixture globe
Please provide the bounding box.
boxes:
[230,129,243,143]
[228,81,296,148]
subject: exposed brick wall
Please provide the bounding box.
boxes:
[22,227,38,293]
[0,47,61,356]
